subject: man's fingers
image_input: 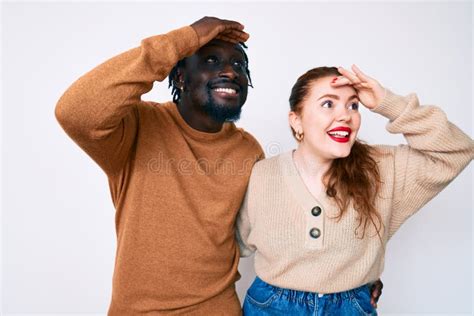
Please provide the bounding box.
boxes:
[191,17,247,46]
[371,288,380,298]
[370,288,380,308]
[221,29,250,42]
[215,30,249,44]
[215,34,239,44]
[371,279,383,305]
[370,297,378,309]
[220,19,245,31]
[373,279,384,291]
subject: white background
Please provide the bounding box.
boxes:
[1,1,473,315]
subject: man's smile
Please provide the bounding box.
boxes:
[209,81,241,99]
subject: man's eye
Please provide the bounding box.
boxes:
[233,60,246,68]
[322,100,333,108]
[206,56,218,63]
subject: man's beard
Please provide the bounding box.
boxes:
[202,90,242,123]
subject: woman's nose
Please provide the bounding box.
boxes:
[336,107,351,122]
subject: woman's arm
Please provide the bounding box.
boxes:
[336,65,474,237]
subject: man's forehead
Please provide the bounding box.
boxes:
[197,40,245,57]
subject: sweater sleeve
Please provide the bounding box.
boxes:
[372,90,474,238]
[55,26,200,176]
[235,187,256,257]
[235,142,265,257]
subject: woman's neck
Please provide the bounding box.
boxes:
[293,145,332,196]
[294,145,332,176]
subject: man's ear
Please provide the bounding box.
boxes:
[172,67,185,89]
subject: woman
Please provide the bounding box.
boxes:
[236,65,473,315]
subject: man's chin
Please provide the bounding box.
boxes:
[203,101,243,123]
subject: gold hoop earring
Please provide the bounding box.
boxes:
[295,131,304,141]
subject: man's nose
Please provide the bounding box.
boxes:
[218,62,238,79]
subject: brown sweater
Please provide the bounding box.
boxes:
[55,26,263,315]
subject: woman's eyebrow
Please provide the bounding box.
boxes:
[317,94,359,101]
[317,93,339,100]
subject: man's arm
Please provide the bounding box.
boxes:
[55,26,199,176]
[55,17,248,177]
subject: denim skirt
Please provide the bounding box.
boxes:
[243,276,377,316]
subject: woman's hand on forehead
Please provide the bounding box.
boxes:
[332,65,386,110]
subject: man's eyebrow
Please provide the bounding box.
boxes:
[317,94,358,101]
[202,44,245,57]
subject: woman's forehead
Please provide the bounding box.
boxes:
[307,77,358,99]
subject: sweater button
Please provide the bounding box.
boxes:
[309,228,321,239]
[311,206,322,216]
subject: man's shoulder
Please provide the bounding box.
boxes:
[138,100,174,115]
[135,100,178,127]
[233,126,264,158]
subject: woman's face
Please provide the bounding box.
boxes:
[290,76,361,161]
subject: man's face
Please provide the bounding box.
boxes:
[180,39,249,122]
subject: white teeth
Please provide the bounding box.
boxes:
[213,88,237,94]
[328,131,349,138]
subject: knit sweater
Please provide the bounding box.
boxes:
[55,26,263,314]
[236,90,473,294]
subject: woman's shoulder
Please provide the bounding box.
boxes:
[250,151,292,180]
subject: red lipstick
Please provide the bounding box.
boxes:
[327,127,352,143]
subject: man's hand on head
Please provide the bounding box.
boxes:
[191,16,249,47]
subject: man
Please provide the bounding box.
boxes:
[56,16,382,315]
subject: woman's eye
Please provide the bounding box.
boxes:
[322,100,333,108]
[349,102,359,110]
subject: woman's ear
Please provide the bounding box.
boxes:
[289,111,302,134]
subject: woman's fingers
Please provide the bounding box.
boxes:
[331,76,370,89]
[330,76,352,87]
[338,67,361,84]
[354,82,371,89]
[351,64,373,83]
[331,66,373,91]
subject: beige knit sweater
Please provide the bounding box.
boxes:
[236,89,473,294]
